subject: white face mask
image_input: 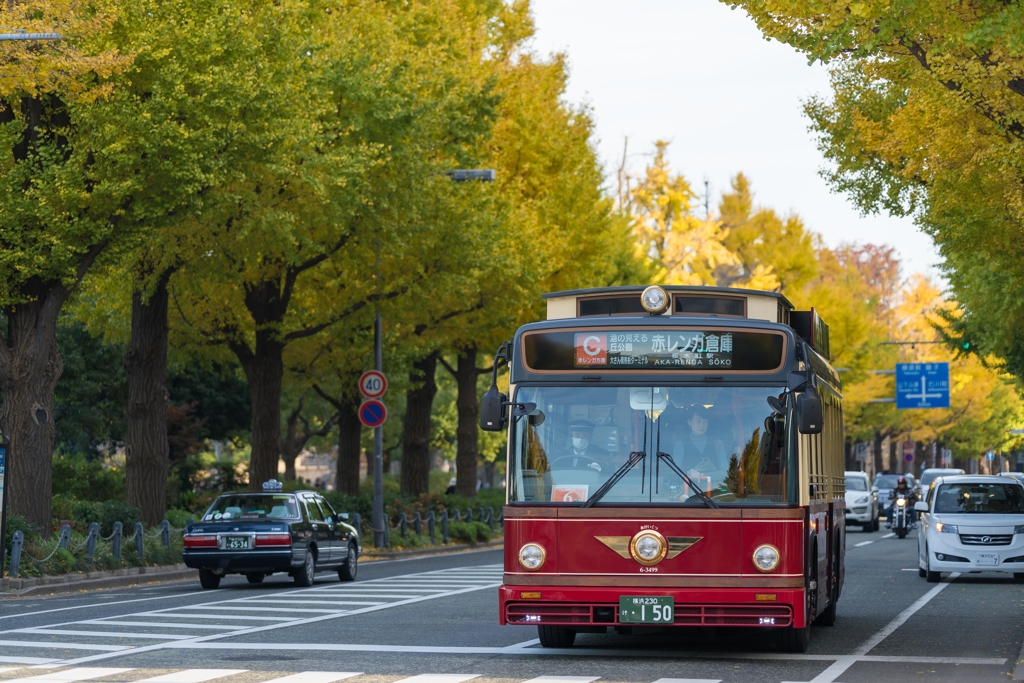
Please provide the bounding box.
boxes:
[572,437,590,451]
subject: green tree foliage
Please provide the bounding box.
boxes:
[726,0,1024,380]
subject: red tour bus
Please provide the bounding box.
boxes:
[480,285,845,652]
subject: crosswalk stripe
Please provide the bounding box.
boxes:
[230,600,385,607]
[0,668,23,673]
[175,607,337,613]
[652,678,722,683]
[523,677,600,683]
[133,613,297,622]
[297,593,431,598]
[390,676,480,683]
[0,641,129,652]
[0,667,134,683]
[256,673,361,683]
[77,622,239,631]
[13,629,190,640]
[133,669,248,683]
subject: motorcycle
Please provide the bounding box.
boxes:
[893,493,911,539]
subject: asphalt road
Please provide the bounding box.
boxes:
[1,527,1022,683]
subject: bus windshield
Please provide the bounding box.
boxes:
[509,385,796,506]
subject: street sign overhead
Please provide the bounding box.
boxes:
[359,370,388,399]
[895,363,950,409]
[358,399,387,429]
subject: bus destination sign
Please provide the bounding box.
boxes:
[575,331,734,368]
[522,327,785,373]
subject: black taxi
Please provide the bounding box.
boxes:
[183,480,360,589]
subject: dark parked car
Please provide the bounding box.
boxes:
[183,480,360,589]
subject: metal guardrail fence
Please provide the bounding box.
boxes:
[371,506,504,549]
[7,519,183,579]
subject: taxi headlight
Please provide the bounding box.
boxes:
[640,285,669,315]
[855,495,869,505]
[518,543,546,571]
[630,530,667,565]
[1015,525,1024,535]
[935,522,958,534]
[753,544,780,573]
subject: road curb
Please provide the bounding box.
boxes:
[362,539,503,560]
[0,563,197,598]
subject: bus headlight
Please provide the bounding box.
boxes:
[753,545,780,572]
[630,530,667,565]
[641,286,669,315]
[518,543,546,571]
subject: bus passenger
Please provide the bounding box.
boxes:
[674,406,728,486]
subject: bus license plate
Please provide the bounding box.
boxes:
[619,596,674,624]
[225,536,249,550]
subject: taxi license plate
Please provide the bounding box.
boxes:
[225,536,249,550]
[976,553,998,566]
[619,596,674,624]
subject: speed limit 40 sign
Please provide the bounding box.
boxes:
[359,370,387,399]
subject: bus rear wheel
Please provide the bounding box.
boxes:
[537,625,576,648]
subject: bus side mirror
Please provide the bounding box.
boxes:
[480,384,507,431]
[796,391,823,434]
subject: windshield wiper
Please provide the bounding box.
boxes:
[581,450,646,508]
[656,451,719,508]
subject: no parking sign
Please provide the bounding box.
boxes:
[358,399,387,429]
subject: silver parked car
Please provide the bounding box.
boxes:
[845,471,879,531]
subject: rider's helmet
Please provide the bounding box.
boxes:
[897,476,907,488]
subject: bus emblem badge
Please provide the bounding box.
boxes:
[596,535,702,561]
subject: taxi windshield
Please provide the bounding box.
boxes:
[509,385,796,506]
[846,477,868,491]
[933,483,1024,514]
[203,494,300,521]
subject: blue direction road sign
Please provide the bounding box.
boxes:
[358,399,387,429]
[896,362,950,409]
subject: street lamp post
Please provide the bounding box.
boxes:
[371,169,495,549]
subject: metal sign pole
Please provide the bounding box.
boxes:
[0,439,9,577]
[372,312,385,548]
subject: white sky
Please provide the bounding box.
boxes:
[528,0,942,279]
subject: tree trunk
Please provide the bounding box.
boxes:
[336,393,361,495]
[281,394,307,482]
[234,334,285,491]
[0,281,69,531]
[454,348,480,497]
[401,351,438,495]
[124,273,171,526]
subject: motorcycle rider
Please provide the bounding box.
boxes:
[886,476,919,529]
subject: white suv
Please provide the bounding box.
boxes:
[845,471,879,532]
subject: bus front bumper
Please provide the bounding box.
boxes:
[499,585,805,629]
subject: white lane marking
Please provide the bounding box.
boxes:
[293,593,430,598]
[257,674,362,683]
[163,606,340,613]
[77,621,239,631]
[653,679,722,683]
[881,532,895,539]
[145,642,1007,664]
[1,668,134,683]
[43,570,504,667]
[525,677,601,683]
[0,592,225,621]
[0,667,24,672]
[12,629,190,640]
[133,669,248,683]
[853,540,874,547]
[0,641,129,652]
[391,676,480,683]
[131,613,297,621]
[900,568,918,571]
[785,571,962,683]
[501,639,540,651]
[226,600,384,606]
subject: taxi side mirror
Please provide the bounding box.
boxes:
[914,501,928,512]
[480,384,507,432]
[796,390,823,435]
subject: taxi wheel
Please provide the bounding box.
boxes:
[198,569,221,590]
[918,567,926,578]
[294,550,315,587]
[537,625,575,648]
[245,573,265,584]
[1013,573,1024,583]
[338,543,358,582]
[926,567,941,583]
[872,515,880,532]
